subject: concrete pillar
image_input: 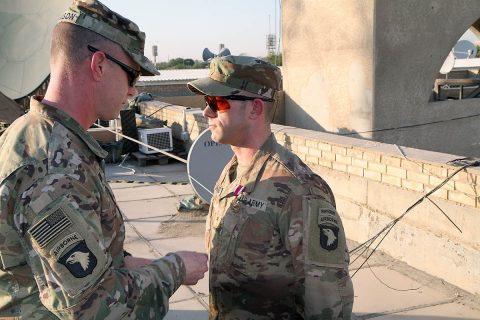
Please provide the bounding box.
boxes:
[283,0,480,157]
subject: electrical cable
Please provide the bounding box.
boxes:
[144,104,175,119]
[338,113,480,136]
[349,161,478,278]
[366,261,421,292]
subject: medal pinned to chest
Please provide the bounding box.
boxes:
[231,185,245,212]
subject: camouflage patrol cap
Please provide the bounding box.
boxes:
[59,0,159,76]
[187,55,281,100]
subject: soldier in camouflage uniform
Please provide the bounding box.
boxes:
[187,56,354,319]
[0,1,208,319]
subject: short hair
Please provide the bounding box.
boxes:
[50,22,114,71]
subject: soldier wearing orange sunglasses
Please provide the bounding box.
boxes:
[188,55,354,320]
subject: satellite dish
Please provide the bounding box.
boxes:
[453,40,477,59]
[219,47,231,57]
[202,48,216,62]
[440,51,455,74]
[187,129,233,203]
[0,0,69,100]
[202,47,232,62]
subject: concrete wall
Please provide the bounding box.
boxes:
[282,0,480,157]
[139,100,480,295]
[373,0,480,157]
[282,0,374,136]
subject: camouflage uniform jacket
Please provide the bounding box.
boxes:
[0,97,185,319]
[206,134,354,319]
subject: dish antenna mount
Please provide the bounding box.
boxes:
[187,129,233,203]
[0,0,69,100]
[440,40,478,75]
[202,43,231,62]
[453,40,477,59]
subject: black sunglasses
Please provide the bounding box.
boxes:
[205,95,274,112]
[87,45,140,87]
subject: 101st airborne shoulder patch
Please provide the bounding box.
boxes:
[28,199,102,280]
[58,240,98,278]
[27,194,109,297]
[318,209,339,251]
[304,196,345,267]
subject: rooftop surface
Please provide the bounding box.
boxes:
[107,159,480,319]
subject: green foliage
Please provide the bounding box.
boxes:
[154,53,283,71]
[263,53,282,66]
[476,46,480,58]
[155,58,207,70]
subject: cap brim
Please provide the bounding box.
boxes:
[187,78,241,96]
[129,51,159,76]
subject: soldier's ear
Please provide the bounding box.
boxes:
[248,98,265,120]
[90,51,107,82]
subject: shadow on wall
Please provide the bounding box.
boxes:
[271,91,286,125]
[336,127,374,142]
[284,93,327,132]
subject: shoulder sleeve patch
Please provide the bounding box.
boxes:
[303,196,346,268]
[58,240,98,278]
[27,194,108,298]
[29,208,72,248]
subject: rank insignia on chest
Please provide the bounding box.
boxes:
[231,198,241,212]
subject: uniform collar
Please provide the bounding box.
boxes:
[30,96,108,159]
[223,134,278,197]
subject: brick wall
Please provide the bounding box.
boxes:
[270,128,478,208]
[135,83,193,97]
[138,101,480,295]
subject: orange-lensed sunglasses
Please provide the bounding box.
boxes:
[204,95,274,112]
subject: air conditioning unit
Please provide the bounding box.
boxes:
[138,128,173,154]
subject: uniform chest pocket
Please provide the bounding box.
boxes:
[231,212,274,280]
[211,208,246,265]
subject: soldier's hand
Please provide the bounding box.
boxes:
[175,251,208,285]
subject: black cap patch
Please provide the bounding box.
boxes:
[319,225,339,251]
[59,241,97,278]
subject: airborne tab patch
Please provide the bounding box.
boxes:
[58,241,97,278]
[320,208,337,216]
[51,232,83,259]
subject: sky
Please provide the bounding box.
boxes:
[101,0,282,63]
